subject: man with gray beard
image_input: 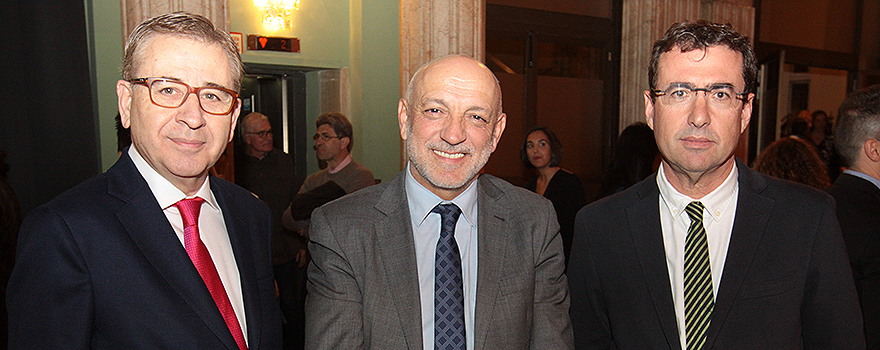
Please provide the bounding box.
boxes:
[304,55,573,350]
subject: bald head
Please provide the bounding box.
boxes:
[404,55,503,122]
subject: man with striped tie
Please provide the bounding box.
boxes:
[568,20,864,349]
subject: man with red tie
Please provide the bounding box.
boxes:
[7,12,281,350]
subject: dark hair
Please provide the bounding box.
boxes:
[648,20,757,97]
[598,123,659,198]
[753,137,831,189]
[521,126,563,168]
[836,85,880,167]
[122,12,244,91]
[789,117,811,138]
[316,112,354,152]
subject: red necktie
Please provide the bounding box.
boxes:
[175,197,248,350]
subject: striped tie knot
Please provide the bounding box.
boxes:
[685,201,705,224]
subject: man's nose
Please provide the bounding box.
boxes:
[175,94,206,129]
[440,116,467,145]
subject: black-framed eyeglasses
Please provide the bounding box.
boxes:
[128,78,239,115]
[246,130,273,138]
[313,133,341,141]
[652,83,748,110]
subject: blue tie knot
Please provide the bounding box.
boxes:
[432,203,462,237]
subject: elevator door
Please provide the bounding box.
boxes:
[236,69,308,189]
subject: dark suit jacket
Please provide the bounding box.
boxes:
[569,159,864,349]
[828,172,880,349]
[305,172,573,349]
[6,152,282,349]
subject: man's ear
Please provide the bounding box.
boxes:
[490,113,507,152]
[398,99,409,140]
[340,136,351,150]
[117,80,133,128]
[227,98,242,143]
[865,139,880,162]
[739,93,755,133]
[644,90,655,130]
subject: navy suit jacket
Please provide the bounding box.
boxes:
[569,159,864,349]
[7,152,282,349]
[828,172,880,349]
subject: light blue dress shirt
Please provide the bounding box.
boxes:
[404,163,479,350]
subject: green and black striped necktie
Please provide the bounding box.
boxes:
[684,201,713,350]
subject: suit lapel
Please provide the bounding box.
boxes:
[473,176,509,350]
[109,155,239,350]
[704,162,774,349]
[214,178,263,350]
[628,177,681,350]
[374,173,424,350]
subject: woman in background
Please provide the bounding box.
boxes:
[597,122,660,199]
[753,136,831,189]
[521,126,586,265]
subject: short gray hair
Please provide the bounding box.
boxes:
[835,85,880,167]
[121,12,244,91]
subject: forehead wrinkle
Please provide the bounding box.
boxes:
[420,98,450,110]
[665,82,737,89]
[143,38,235,90]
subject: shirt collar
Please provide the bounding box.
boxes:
[657,162,739,223]
[843,169,880,191]
[329,154,353,174]
[128,145,218,211]
[404,162,478,229]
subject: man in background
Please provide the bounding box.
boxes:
[828,84,880,349]
[300,112,373,195]
[281,112,373,234]
[236,111,305,349]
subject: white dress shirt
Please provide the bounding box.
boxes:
[128,146,248,344]
[405,163,478,350]
[657,163,739,350]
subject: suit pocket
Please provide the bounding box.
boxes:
[738,272,799,300]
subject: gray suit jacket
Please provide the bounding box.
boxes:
[304,171,574,349]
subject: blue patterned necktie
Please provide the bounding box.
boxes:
[432,203,465,350]
[684,201,713,350]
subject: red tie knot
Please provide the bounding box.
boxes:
[175,197,205,228]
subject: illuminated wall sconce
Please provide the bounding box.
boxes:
[254,0,300,31]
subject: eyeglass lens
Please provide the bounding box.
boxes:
[312,133,337,141]
[658,84,742,109]
[146,79,236,115]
